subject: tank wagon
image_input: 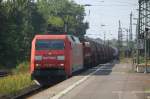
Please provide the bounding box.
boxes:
[30,34,116,84]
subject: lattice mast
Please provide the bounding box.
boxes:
[137,0,150,72]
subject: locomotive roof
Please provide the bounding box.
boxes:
[34,34,71,39]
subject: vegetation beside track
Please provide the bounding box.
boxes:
[0,73,34,95]
[136,56,150,64]
[120,57,132,63]
[0,61,35,96]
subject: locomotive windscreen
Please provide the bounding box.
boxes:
[36,40,64,50]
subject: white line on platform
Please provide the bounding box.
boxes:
[132,91,150,94]
[99,69,112,71]
[90,68,112,71]
[50,64,109,99]
[111,72,127,74]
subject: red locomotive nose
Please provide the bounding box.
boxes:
[34,39,66,69]
[35,51,65,68]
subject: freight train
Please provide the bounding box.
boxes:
[30,34,117,85]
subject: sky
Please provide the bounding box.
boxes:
[73,0,138,40]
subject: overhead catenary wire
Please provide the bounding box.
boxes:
[108,1,138,5]
[85,4,137,7]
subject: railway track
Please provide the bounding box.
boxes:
[0,70,9,77]
[12,85,42,99]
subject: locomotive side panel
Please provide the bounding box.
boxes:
[68,36,83,73]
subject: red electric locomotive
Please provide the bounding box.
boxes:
[30,34,83,84]
[30,34,116,85]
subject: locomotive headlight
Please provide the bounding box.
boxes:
[35,56,42,61]
[60,64,64,66]
[36,64,41,67]
[57,56,65,60]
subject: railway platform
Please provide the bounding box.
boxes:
[27,60,150,99]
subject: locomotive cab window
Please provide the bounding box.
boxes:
[36,40,65,50]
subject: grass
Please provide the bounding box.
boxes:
[144,88,150,93]
[133,56,150,64]
[13,61,30,74]
[120,57,132,64]
[139,57,150,64]
[0,73,34,95]
[0,61,35,95]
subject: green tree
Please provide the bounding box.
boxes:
[0,0,88,67]
[0,0,45,66]
[37,0,88,36]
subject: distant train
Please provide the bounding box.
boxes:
[30,34,118,85]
